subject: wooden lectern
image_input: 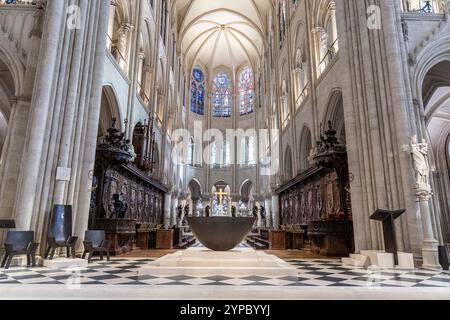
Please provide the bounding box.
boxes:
[370,209,405,265]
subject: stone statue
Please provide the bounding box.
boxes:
[410,135,430,189]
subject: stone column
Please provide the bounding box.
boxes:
[416,188,442,270]
[137,51,145,94]
[265,198,273,228]
[311,27,326,73]
[171,195,178,228]
[230,193,240,216]
[117,23,133,73]
[73,0,112,241]
[13,0,66,230]
[202,193,212,217]
[163,193,172,229]
[107,0,118,48]
[0,99,30,220]
[53,0,90,205]
[271,195,280,230]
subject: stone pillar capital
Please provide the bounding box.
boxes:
[312,27,325,34]
[414,187,433,202]
[119,23,134,34]
[144,64,153,72]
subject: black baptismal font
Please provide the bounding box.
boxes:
[89,118,167,255]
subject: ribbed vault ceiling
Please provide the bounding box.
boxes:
[176,0,271,72]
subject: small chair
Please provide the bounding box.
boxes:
[45,236,78,260]
[44,205,78,260]
[82,230,111,263]
[1,231,39,269]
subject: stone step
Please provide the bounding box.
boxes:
[341,257,355,266]
[138,247,299,278]
[138,265,299,278]
[350,254,371,268]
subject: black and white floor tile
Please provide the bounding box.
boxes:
[0,258,449,287]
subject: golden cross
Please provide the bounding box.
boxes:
[215,188,227,205]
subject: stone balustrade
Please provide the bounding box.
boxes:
[0,0,36,5]
[401,0,448,13]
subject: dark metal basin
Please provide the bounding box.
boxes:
[187,217,256,251]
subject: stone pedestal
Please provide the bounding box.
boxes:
[415,188,442,270]
[39,258,88,268]
[138,247,298,279]
[355,250,415,269]
[397,252,415,269]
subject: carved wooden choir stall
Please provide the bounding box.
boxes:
[89,119,167,255]
[276,123,354,256]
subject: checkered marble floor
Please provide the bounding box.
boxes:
[1,257,450,287]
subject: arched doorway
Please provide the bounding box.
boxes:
[422,60,450,244]
[323,89,346,144]
[0,54,22,223]
[98,86,122,141]
[211,181,231,216]
[0,58,15,160]
[284,146,293,182]
[239,180,255,217]
[188,179,202,216]
[299,126,312,172]
[89,86,123,227]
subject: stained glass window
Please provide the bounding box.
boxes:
[190,67,205,115]
[213,72,232,118]
[239,67,254,115]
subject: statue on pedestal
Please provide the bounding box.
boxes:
[410,135,431,190]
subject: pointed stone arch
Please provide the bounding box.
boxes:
[322,88,345,144]
[298,126,312,172]
[99,85,123,140]
[284,145,293,182]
